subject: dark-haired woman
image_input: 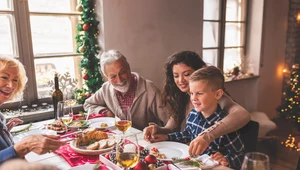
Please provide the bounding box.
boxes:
[143,51,250,156]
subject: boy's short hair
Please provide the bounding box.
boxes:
[189,66,224,91]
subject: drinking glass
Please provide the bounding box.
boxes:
[116,132,139,170]
[241,152,270,170]
[57,101,73,124]
[115,107,132,135]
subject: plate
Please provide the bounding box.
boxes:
[69,163,113,170]
[69,140,114,156]
[89,117,115,130]
[145,141,189,161]
[13,129,57,143]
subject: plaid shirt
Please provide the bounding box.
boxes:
[168,105,245,169]
[115,74,137,114]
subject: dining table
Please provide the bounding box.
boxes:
[12,117,232,170]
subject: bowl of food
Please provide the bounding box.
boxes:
[67,120,90,132]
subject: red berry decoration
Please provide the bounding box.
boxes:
[144,155,157,164]
[83,23,89,31]
[83,74,89,80]
[133,161,148,170]
[184,157,190,160]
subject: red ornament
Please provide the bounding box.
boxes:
[83,24,89,31]
[83,74,89,80]
[86,93,91,98]
[133,161,148,170]
[104,153,110,160]
[144,155,157,164]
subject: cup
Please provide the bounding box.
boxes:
[241,152,270,170]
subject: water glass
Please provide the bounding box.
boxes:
[57,101,73,124]
[241,152,270,170]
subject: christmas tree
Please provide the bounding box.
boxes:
[74,0,104,104]
[277,64,300,128]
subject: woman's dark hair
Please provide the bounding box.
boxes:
[161,51,206,124]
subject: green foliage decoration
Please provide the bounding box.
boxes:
[74,0,103,104]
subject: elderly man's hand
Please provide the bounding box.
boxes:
[188,134,209,156]
[14,134,66,157]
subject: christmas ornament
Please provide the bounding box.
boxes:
[133,161,148,170]
[292,64,299,69]
[148,164,156,170]
[83,74,89,80]
[86,92,91,98]
[83,24,90,31]
[232,66,240,76]
[76,4,83,12]
[78,45,85,53]
[144,155,157,164]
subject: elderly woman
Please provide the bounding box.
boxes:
[0,56,65,163]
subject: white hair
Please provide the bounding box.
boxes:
[98,50,129,77]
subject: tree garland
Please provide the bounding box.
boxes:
[74,0,103,104]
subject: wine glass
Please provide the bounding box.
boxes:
[65,99,76,120]
[115,106,132,135]
[241,152,270,170]
[57,101,73,125]
[116,132,139,170]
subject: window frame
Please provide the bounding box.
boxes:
[202,0,248,71]
[0,0,81,110]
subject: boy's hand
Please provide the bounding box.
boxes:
[211,152,229,166]
[188,135,209,156]
[150,134,168,142]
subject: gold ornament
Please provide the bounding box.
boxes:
[79,45,85,53]
[76,4,83,12]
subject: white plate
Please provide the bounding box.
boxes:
[69,140,114,156]
[145,141,189,161]
[69,163,113,170]
[13,129,57,143]
[89,117,115,130]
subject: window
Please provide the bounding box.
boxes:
[202,0,247,73]
[0,0,82,109]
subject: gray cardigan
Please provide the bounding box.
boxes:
[83,72,170,130]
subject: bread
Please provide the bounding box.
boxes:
[86,142,99,150]
[98,140,108,149]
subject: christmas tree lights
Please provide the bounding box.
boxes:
[277,64,300,128]
[74,0,103,104]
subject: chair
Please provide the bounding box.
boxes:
[239,120,259,152]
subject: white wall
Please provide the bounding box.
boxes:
[97,0,288,118]
[99,0,203,89]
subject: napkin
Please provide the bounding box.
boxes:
[172,154,219,170]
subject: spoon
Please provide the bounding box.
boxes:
[85,108,92,122]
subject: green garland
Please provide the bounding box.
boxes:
[74,0,104,105]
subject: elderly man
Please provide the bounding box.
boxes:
[83,50,170,130]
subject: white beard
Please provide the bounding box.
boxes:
[113,81,130,93]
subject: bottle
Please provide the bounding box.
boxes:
[52,73,63,119]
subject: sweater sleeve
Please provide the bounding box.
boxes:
[83,83,110,114]
[0,146,18,164]
[205,94,251,143]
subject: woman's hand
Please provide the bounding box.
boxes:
[6,118,23,131]
[188,134,209,156]
[143,122,160,142]
[150,134,168,142]
[211,152,229,166]
[14,134,66,158]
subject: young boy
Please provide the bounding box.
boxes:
[154,66,245,169]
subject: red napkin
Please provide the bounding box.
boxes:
[55,128,115,167]
[54,144,99,167]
